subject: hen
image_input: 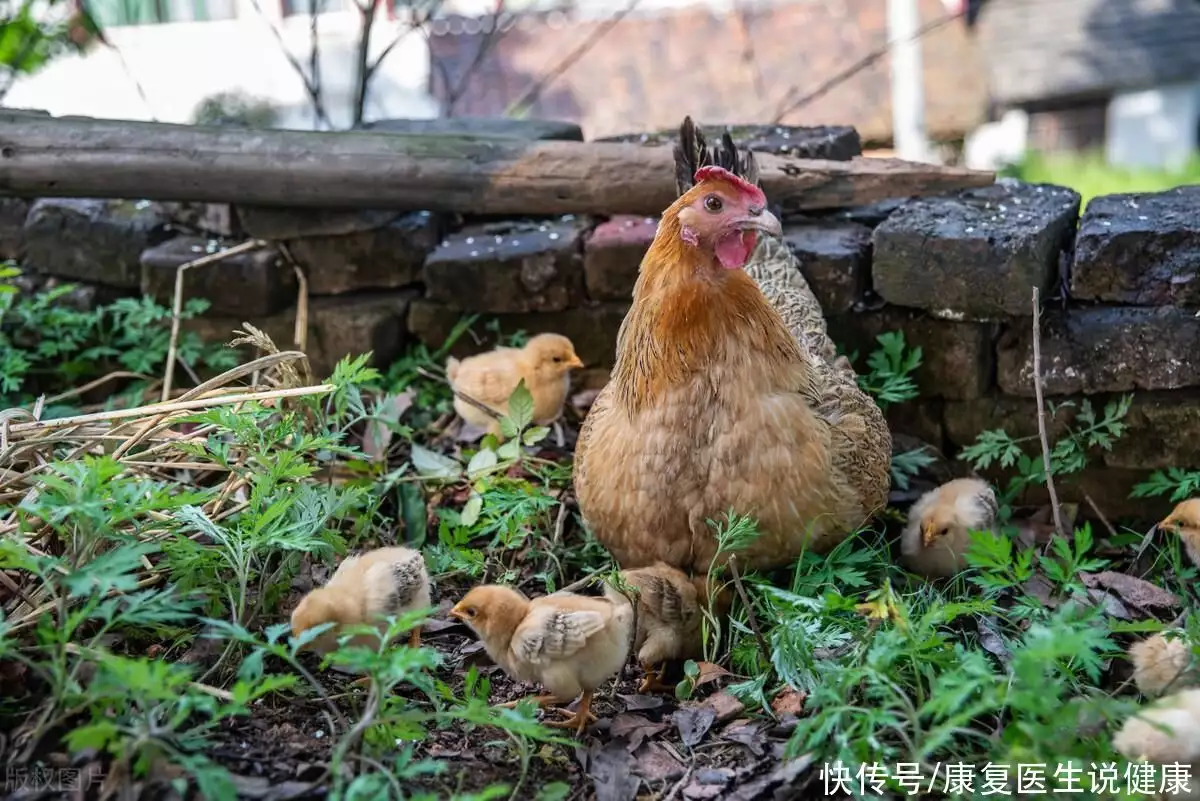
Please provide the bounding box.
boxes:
[574,118,890,575]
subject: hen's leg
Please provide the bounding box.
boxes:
[543,690,597,735]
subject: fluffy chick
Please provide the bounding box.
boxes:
[900,478,999,579]
[450,584,633,734]
[446,333,584,436]
[606,563,704,694]
[1114,688,1200,800]
[1131,632,1200,697]
[290,546,431,656]
[1160,498,1200,569]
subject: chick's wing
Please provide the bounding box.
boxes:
[629,570,695,625]
[452,350,524,409]
[513,601,609,665]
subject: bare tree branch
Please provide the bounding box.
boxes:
[504,0,637,117]
[351,0,383,126]
[248,0,333,128]
[362,0,443,90]
[308,0,321,129]
[768,10,960,125]
[443,0,507,117]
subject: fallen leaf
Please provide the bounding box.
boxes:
[976,616,1012,665]
[1086,588,1132,620]
[692,661,731,687]
[362,391,413,462]
[1020,574,1059,608]
[410,443,462,480]
[727,754,816,801]
[700,690,745,724]
[674,705,718,747]
[1080,571,1180,610]
[631,741,685,782]
[682,783,725,800]
[576,739,641,801]
[618,693,665,712]
[609,713,669,751]
[721,721,769,756]
[770,688,807,718]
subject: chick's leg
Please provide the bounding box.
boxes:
[543,690,597,736]
[408,625,422,648]
[495,693,561,710]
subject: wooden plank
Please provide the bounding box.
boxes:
[0,113,995,215]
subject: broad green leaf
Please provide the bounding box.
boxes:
[461,493,483,527]
[466,447,498,478]
[506,380,534,431]
[410,443,462,480]
[523,425,550,446]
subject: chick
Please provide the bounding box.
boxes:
[449,584,634,734]
[605,563,703,694]
[445,333,584,436]
[1131,631,1200,697]
[1159,498,1200,569]
[1114,688,1200,800]
[290,546,431,656]
[900,478,998,579]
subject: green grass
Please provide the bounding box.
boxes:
[1001,150,1200,211]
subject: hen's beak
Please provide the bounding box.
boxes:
[920,522,937,548]
[737,207,782,238]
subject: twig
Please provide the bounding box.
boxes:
[663,753,696,801]
[726,556,772,669]
[557,567,609,595]
[769,11,960,124]
[248,0,332,128]
[351,0,383,126]
[1032,287,1066,541]
[308,0,322,130]
[443,0,507,116]
[363,0,444,88]
[162,240,268,402]
[1083,492,1118,542]
[414,366,504,420]
[504,0,636,116]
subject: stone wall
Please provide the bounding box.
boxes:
[4,120,1198,521]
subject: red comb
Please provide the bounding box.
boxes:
[693,165,765,205]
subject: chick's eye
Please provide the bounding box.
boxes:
[703,195,723,213]
[552,356,563,363]
[465,607,477,618]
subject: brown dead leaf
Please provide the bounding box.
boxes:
[362,391,413,462]
[976,616,1012,665]
[609,713,669,751]
[721,720,770,756]
[1020,574,1059,608]
[577,739,641,801]
[674,705,718,747]
[1085,588,1132,620]
[770,688,807,718]
[631,741,685,782]
[693,660,732,687]
[1080,571,1180,610]
[618,693,665,711]
[699,689,745,725]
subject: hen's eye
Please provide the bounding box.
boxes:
[703,195,723,212]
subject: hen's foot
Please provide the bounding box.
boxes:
[495,693,560,710]
[542,691,597,736]
[637,665,676,695]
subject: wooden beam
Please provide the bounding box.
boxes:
[0,113,994,215]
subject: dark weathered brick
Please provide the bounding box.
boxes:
[1071,186,1200,305]
[872,181,1080,318]
[423,218,589,313]
[583,215,656,301]
[944,391,1200,472]
[285,211,440,295]
[140,237,292,317]
[406,299,628,368]
[236,206,405,240]
[0,197,30,260]
[598,124,862,160]
[996,306,1200,397]
[782,222,871,314]
[184,290,417,379]
[828,307,996,400]
[155,202,239,237]
[21,198,171,288]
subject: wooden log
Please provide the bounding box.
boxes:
[0,113,995,215]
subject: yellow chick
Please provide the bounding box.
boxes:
[606,563,703,694]
[1131,631,1199,697]
[445,333,584,436]
[290,546,431,656]
[449,584,634,734]
[1159,499,1200,568]
[900,478,998,579]
[1113,688,1200,800]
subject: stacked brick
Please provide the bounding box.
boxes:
[7,119,1199,518]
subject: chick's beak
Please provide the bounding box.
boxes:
[739,207,782,238]
[567,355,585,369]
[448,603,467,621]
[920,522,937,548]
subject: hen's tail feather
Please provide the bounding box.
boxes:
[673,116,760,196]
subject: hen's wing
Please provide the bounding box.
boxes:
[678,118,892,520]
[512,602,609,665]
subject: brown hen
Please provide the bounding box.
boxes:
[574,118,890,576]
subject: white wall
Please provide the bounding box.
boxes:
[1106,80,1200,172]
[6,4,439,130]
[963,108,1029,171]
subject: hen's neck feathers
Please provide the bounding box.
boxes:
[611,211,805,413]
